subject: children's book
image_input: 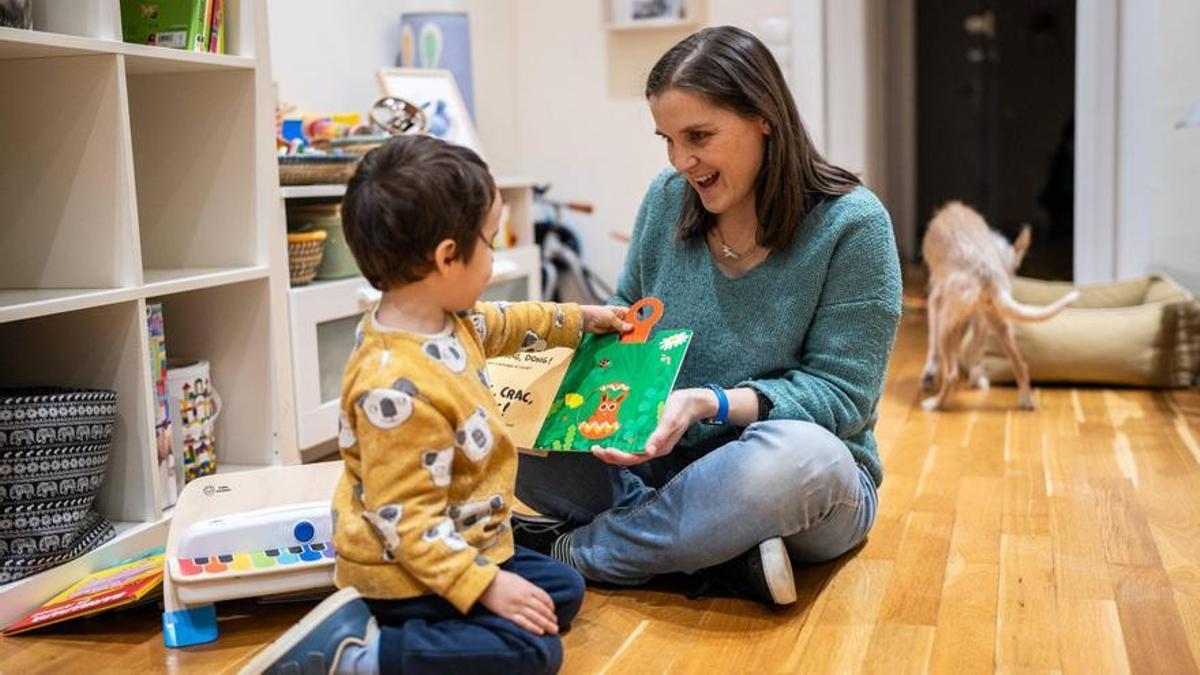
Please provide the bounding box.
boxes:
[120,0,208,51]
[2,548,165,635]
[206,0,225,54]
[487,298,691,454]
[146,302,177,508]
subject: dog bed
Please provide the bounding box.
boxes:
[980,275,1199,387]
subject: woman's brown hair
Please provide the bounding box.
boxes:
[646,26,860,250]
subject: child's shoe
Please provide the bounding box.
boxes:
[240,587,379,675]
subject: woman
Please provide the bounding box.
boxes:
[514,26,901,605]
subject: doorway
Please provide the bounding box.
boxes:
[911,1,1076,280]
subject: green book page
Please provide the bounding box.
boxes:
[533,329,692,453]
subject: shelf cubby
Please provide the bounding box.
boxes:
[151,278,275,470]
[0,300,157,524]
[0,53,140,296]
[126,66,258,276]
[32,0,123,42]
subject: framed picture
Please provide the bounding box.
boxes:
[377,67,484,158]
[607,0,689,28]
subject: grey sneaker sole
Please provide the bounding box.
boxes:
[760,538,797,605]
[239,587,365,675]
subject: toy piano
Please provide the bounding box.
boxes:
[162,461,342,648]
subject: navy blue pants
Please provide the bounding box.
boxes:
[366,546,585,675]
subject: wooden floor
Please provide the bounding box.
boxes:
[3,313,1199,673]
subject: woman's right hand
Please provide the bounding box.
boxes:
[479,570,559,635]
[591,388,715,466]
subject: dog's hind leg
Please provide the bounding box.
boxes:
[986,313,1035,410]
[922,313,968,411]
[921,288,941,391]
[964,314,990,390]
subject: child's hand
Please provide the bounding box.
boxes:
[479,570,559,635]
[581,305,631,335]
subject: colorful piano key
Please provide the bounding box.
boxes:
[172,543,336,579]
[177,558,204,576]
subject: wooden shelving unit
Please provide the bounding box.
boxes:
[0,0,298,627]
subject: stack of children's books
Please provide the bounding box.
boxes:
[2,548,165,635]
[121,0,227,54]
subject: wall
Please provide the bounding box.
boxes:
[510,0,792,287]
[267,1,403,121]
[1151,0,1200,292]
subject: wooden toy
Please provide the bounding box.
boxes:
[161,461,341,647]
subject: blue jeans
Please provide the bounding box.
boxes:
[516,420,878,585]
[367,546,584,675]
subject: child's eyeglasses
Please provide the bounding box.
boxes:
[478,231,497,251]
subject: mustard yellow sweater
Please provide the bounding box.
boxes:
[333,301,583,613]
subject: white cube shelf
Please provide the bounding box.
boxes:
[0,1,297,628]
[0,301,157,524]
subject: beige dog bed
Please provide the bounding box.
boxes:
[980,275,1200,387]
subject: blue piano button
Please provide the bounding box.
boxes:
[293,520,316,543]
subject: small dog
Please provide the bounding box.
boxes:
[920,202,1078,411]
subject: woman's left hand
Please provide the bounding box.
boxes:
[591,388,715,466]
[580,305,632,335]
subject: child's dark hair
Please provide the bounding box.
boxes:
[341,135,496,290]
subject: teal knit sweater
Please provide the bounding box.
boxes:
[613,169,902,486]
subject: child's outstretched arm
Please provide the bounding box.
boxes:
[463,302,628,358]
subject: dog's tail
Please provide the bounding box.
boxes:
[991,287,1080,322]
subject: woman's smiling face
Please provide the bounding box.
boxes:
[649,87,769,217]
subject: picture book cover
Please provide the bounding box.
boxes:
[120,0,208,51]
[487,298,691,454]
[2,548,165,635]
[146,302,177,509]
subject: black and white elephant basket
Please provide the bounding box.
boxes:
[0,388,118,585]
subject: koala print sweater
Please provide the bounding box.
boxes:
[333,300,583,613]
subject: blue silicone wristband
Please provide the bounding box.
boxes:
[703,384,729,425]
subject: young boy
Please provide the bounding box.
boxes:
[245,136,628,675]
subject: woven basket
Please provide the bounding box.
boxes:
[315,134,390,157]
[288,230,328,286]
[0,387,118,585]
[278,155,359,185]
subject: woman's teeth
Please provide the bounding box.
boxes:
[696,172,719,188]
